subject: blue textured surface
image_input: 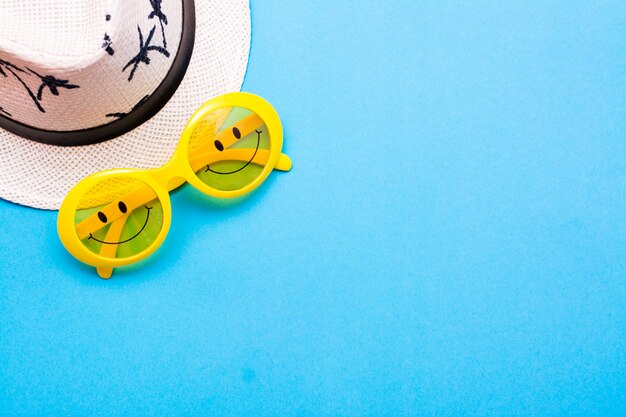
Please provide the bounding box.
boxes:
[1,1,625,416]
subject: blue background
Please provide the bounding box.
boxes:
[1,1,625,416]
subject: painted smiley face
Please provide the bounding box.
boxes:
[206,128,262,175]
[76,188,164,259]
[188,105,272,192]
[88,204,153,245]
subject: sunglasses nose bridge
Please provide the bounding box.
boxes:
[148,161,188,196]
[166,175,187,193]
[147,155,180,188]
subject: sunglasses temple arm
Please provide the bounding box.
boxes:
[276,153,292,171]
[187,149,292,179]
[96,215,129,279]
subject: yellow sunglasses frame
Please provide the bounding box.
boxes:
[58,92,292,278]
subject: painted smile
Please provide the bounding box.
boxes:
[88,205,152,245]
[205,129,262,175]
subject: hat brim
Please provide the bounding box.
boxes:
[0,0,251,210]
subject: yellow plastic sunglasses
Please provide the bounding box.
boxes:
[57,92,292,279]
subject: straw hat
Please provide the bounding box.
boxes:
[0,0,250,209]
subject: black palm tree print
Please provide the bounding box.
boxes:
[148,0,169,49]
[123,25,170,82]
[0,59,45,113]
[103,33,115,55]
[103,14,114,55]
[106,95,150,119]
[28,69,80,101]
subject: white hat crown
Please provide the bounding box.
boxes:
[0,0,251,209]
[0,0,191,145]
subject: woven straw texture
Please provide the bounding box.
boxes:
[0,0,183,131]
[0,0,251,210]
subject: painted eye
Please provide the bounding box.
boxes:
[214,140,224,151]
[232,127,241,139]
[97,211,108,223]
[118,201,128,213]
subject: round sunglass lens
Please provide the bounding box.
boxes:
[73,176,164,260]
[187,106,272,192]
